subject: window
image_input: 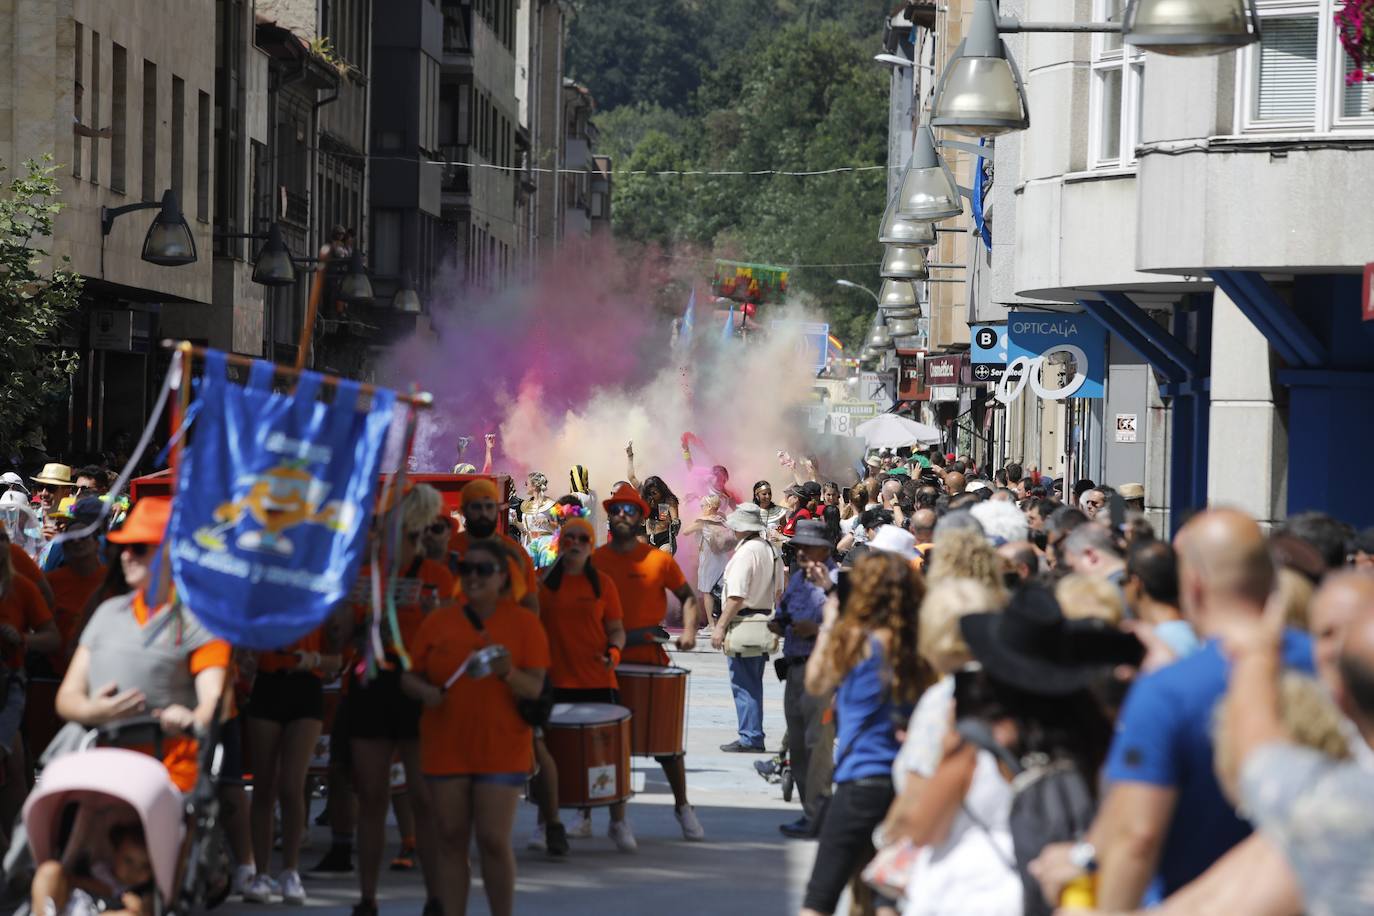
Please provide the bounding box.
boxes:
[372,209,402,278]
[1241,0,1374,131]
[142,61,158,200]
[73,23,83,179]
[171,77,184,200]
[90,31,101,184]
[1089,0,1145,167]
[111,43,127,193]
[197,91,211,220]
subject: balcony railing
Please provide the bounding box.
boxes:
[440,145,470,194]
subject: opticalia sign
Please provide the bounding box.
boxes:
[996,312,1106,402]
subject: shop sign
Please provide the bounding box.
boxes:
[970,325,1007,383]
[924,354,962,385]
[897,350,927,402]
[828,400,879,437]
[930,385,959,402]
[1115,413,1138,443]
[998,312,1106,402]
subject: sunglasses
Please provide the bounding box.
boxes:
[607,504,642,518]
[457,560,501,578]
[561,533,591,545]
[124,543,154,558]
[427,521,449,536]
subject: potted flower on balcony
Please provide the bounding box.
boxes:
[1337,0,1374,94]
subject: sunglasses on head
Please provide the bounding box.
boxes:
[457,560,501,578]
[608,503,642,518]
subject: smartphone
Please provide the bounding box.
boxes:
[658,502,670,519]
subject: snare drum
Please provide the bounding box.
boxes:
[615,663,688,757]
[543,703,632,807]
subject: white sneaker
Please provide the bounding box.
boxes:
[241,874,275,904]
[264,874,282,896]
[526,822,547,851]
[609,819,638,853]
[568,810,593,839]
[675,805,706,841]
[278,870,307,906]
[232,864,255,897]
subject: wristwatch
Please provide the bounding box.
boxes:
[1069,840,1098,874]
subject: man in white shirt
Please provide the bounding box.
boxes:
[713,503,784,753]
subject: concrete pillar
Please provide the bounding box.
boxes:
[1207,287,1286,526]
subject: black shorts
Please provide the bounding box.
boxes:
[344,668,421,742]
[219,716,245,787]
[246,671,325,725]
[551,687,620,705]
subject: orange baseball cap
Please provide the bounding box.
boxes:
[107,497,171,545]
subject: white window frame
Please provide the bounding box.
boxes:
[1238,0,1374,133]
[1088,0,1146,168]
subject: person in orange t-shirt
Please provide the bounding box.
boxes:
[403,537,549,916]
[0,525,60,828]
[343,485,447,916]
[591,483,705,844]
[54,498,229,794]
[448,478,539,613]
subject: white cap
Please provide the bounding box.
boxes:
[0,472,27,493]
[868,524,918,561]
[966,480,990,493]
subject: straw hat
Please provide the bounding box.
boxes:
[30,463,73,487]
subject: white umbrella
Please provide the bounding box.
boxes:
[856,413,943,449]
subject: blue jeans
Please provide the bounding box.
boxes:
[727,654,766,747]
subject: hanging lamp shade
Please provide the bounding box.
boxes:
[895,127,964,221]
[861,346,882,362]
[931,0,1030,137]
[881,244,930,281]
[251,223,297,287]
[141,190,197,267]
[1123,0,1260,54]
[886,316,921,337]
[878,279,918,310]
[878,193,938,246]
[882,306,920,320]
[868,325,894,350]
[337,251,374,305]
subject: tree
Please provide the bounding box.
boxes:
[0,158,83,450]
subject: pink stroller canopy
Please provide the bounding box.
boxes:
[24,748,184,900]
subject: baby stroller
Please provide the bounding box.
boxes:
[753,732,794,803]
[10,716,232,915]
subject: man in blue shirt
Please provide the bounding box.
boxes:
[771,519,835,838]
[1031,508,1315,909]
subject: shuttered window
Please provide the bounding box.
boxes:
[1255,16,1319,122]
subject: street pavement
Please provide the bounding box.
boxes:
[219,645,823,915]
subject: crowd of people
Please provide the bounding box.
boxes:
[2,442,1373,916]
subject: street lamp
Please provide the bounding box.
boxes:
[895,127,963,221]
[100,189,197,267]
[887,316,921,336]
[931,0,1030,137]
[881,244,930,280]
[336,250,374,305]
[1123,0,1261,54]
[392,272,422,313]
[251,223,297,287]
[835,278,880,305]
[868,325,895,350]
[879,193,938,247]
[878,279,919,310]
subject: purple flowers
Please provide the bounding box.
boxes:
[1337,0,1374,85]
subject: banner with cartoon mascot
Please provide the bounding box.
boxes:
[169,349,396,649]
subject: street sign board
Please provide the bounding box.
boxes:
[970,324,1007,363]
[970,363,1005,384]
[1115,413,1138,443]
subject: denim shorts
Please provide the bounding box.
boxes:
[429,772,528,787]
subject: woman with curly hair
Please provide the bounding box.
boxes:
[800,551,929,916]
[925,527,1011,599]
[520,472,558,568]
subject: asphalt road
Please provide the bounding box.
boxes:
[217,646,823,915]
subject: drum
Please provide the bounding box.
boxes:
[616,663,688,757]
[543,703,632,808]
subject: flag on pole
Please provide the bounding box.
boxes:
[722,302,735,341]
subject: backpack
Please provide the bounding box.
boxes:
[957,719,1097,916]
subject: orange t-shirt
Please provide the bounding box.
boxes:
[45,563,106,665]
[448,531,537,602]
[10,545,47,597]
[256,629,324,674]
[410,600,550,776]
[592,543,687,666]
[0,574,53,668]
[129,592,231,791]
[538,572,623,690]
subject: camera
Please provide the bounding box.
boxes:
[466,644,511,679]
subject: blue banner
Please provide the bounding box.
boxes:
[1006,312,1106,399]
[169,350,396,649]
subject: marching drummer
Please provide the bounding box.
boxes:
[592,483,706,845]
[535,511,628,851]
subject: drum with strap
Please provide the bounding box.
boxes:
[615,663,689,757]
[543,703,633,807]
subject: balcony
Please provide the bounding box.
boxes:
[564,137,590,172]
[440,145,470,194]
[281,189,310,230]
[441,6,473,70]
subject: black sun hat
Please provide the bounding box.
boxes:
[959,584,1144,696]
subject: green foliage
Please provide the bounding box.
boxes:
[0,158,83,450]
[584,16,889,346]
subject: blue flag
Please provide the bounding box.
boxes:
[722,302,735,341]
[168,349,396,649]
[680,289,695,347]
